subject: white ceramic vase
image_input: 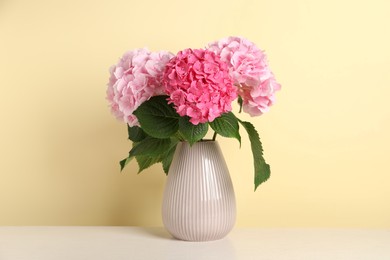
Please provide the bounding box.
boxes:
[162,141,236,241]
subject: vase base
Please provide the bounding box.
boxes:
[168,232,231,242]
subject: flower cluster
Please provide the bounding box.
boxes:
[163,49,237,125]
[107,48,173,126]
[107,37,281,126]
[208,36,281,116]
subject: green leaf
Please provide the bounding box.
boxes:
[162,141,179,174]
[135,155,163,173]
[178,117,208,145]
[135,137,179,174]
[119,156,133,171]
[133,95,180,139]
[129,137,172,157]
[238,120,270,191]
[121,137,180,174]
[210,112,241,145]
[127,125,147,142]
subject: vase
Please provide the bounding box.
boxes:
[162,141,236,241]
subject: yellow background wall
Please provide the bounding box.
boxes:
[1,0,389,227]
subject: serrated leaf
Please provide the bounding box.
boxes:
[119,156,133,171]
[178,117,208,145]
[133,96,179,138]
[238,120,270,191]
[121,137,180,174]
[127,125,147,142]
[210,112,241,145]
[162,141,179,174]
[135,155,163,173]
[129,137,172,157]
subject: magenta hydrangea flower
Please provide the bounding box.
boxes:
[207,36,281,116]
[107,48,174,126]
[163,48,237,125]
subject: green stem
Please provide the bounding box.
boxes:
[238,96,243,113]
[212,131,217,141]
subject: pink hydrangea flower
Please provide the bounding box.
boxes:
[207,36,281,116]
[163,49,237,125]
[106,48,174,126]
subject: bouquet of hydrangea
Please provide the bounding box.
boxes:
[107,36,281,190]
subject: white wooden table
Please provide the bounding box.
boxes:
[0,227,389,259]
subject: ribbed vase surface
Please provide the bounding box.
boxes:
[162,141,236,241]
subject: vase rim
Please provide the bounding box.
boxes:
[179,140,218,144]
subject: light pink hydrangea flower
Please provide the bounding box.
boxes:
[163,48,237,125]
[106,48,174,126]
[208,36,281,116]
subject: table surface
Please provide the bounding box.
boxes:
[0,227,389,260]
